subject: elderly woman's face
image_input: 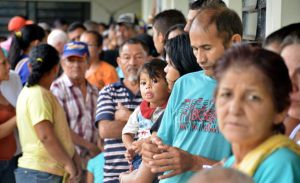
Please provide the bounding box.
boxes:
[216,66,284,146]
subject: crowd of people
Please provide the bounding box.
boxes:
[0,0,300,183]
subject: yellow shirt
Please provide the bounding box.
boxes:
[16,85,75,176]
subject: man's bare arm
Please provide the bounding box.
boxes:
[98,119,127,139]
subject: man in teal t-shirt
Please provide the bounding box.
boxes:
[142,6,243,183]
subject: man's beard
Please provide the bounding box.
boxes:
[127,67,138,82]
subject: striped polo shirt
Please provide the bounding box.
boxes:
[95,80,142,183]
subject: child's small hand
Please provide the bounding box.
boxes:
[125,148,135,162]
[132,139,145,155]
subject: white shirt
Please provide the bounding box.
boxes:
[0,70,22,107]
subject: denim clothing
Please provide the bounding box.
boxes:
[14,167,62,183]
[0,157,17,183]
[132,154,142,170]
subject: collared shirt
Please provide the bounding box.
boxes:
[51,74,98,158]
[95,79,142,183]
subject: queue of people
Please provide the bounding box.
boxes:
[0,0,300,183]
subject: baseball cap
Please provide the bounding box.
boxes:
[8,16,33,32]
[62,41,89,59]
[117,13,137,27]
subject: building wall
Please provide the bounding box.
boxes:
[33,0,141,24]
[266,0,300,36]
[91,0,141,23]
[3,0,300,37]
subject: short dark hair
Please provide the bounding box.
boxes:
[83,31,103,46]
[153,9,186,37]
[27,44,60,87]
[215,44,292,134]
[280,31,300,52]
[84,20,99,31]
[135,33,159,57]
[99,22,108,29]
[165,33,201,76]
[53,18,68,28]
[119,38,149,55]
[193,7,242,47]
[263,23,300,48]
[189,0,226,10]
[67,21,86,33]
[165,24,185,41]
[138,58,167,82]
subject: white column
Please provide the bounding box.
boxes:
[266,0,282,37]
[266,0,300,37]
[223,0,242,20]
[142,0,154,23]
[172,0,189,16]
[161,0,173,11]
[281,0,300,27]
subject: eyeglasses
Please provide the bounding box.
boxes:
[71,35,81,41]
[65,57,87,63]
[87,44,98,48]
[120,54,146,63]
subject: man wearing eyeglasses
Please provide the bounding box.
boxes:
[80,31,119,90]
[67,22,86,42]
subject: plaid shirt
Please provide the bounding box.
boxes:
[51,74,98,158]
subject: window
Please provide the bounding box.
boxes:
[0,1,90,38]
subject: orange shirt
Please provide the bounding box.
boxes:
[0,104,16,160]
[86,61,119,90]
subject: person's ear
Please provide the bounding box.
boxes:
[274,108,288,125]
[167,85,172,94]
[230,34,242,45]
[32,40,40,47]
[117,57,121,67]
[158,32,164,44]
[60,58,66,69]
[52,64,59,76]
[27,62,32,73]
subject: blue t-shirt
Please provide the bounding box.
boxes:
[87,153,105,183]
[224,147,300,183]
[157,71,231,183]
[15,55,30,86]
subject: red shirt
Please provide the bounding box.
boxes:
[0,104,16,160]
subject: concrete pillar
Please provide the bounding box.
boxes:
[266,0,300,36]
[223,0,242,20]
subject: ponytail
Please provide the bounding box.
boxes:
[27,44,59,87]
[8,24,45,69]
[8,32,23,69]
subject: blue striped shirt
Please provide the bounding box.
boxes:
[95,80,142,183]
